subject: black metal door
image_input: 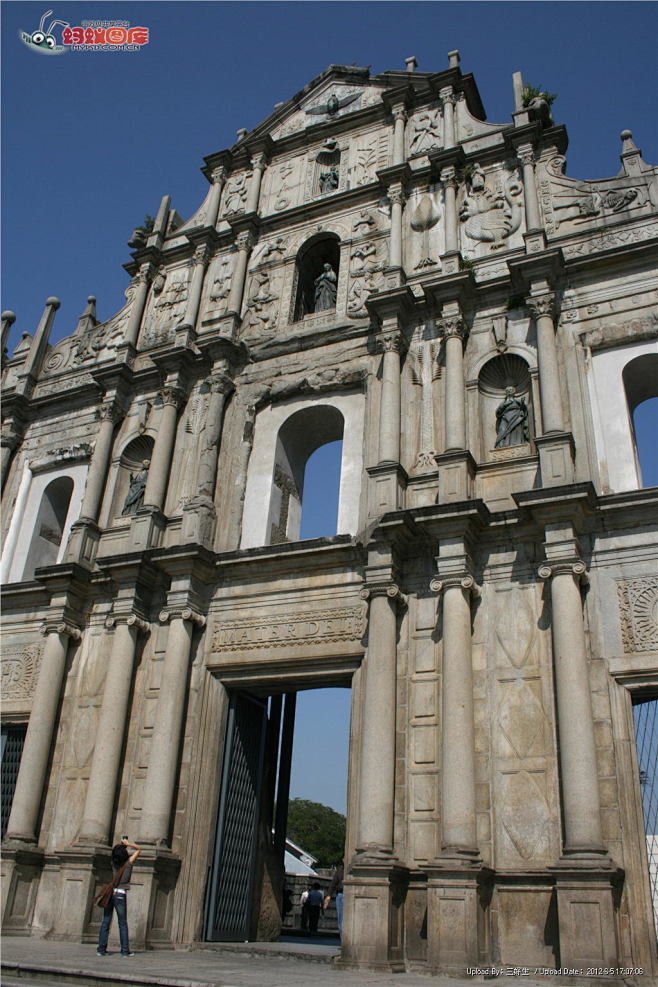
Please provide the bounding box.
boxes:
[204,692,267,941]
[1,724,27,840]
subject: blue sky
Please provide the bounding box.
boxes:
[3,1,657,814]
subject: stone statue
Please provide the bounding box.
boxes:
[121,460,150,515]
[314,264,338,312]
[319,166,339,194]
[494,388,529,447]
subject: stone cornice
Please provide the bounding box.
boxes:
[423,270,476,312]
[507,247,565,293]
[513,482,598,529]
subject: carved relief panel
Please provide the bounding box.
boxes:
[199,251,235,325]
[458,162,524,259]
[140,265,190,349]
[488,585,559,868]
[408,106,443,158]
[407,187,444,271]
[538,154,653,239]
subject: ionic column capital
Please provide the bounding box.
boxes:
[526,293,556,320]
[392,105,408,123]
[439,86,456,106]
[361,583,408,607]
[159,607,206,628]
[105,612,150,633]
[538,559,587,582]
[430,574,477,595]
[41,620,83,641]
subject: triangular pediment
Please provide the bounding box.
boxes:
[244,65,389,143]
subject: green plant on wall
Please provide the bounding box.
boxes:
[522,85,557,107]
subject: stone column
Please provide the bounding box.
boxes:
[196,369,234,500]
[179,244,211,334]
[142,386,186,512]
[123,263,154,348]
[431,575,478,855]
[440,88,456,148]
[441,166,459,253]
[78,400,123,523]
[378,331,402,464]
[392,106,407,165]
[246,152,267,213]
[539,560,605,853]
[441,316,467,450]
[526,293,564,434]
[138,608,205,845]
[77,615,149,845]
[356,584,405,854]
[226,231,255,317]
[388,187,405,269]
[517,145,542,231]
[207,166,228,228]
[6,623,81,842]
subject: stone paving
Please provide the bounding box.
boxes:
[0,935,560,987]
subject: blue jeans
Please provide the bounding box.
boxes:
[98,892,130,954]
[335,892,344,940]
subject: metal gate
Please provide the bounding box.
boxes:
[204,693,267,941]
[633,697,658,937]
[1,724,27,840]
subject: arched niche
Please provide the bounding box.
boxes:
[109,435,155,521]
[22,476,74,579]
[240,392,365,550]
[478,353,533,457]
[292,234,340,322]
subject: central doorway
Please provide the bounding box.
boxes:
[203,684,350,942]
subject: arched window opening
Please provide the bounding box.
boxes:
[22,476,74,579]
[623,354,658,488]
[269,405,344,545]
[293,235,340,322]
[300,441,342,540]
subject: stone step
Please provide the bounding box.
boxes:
[1,964,215,987]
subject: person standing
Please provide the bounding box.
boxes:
[324,861,344,941]
[97,838,141,957]
[306,883,324,934]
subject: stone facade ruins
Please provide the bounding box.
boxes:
[2,53,657,976]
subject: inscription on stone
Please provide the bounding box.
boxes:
[211,605,367,652]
